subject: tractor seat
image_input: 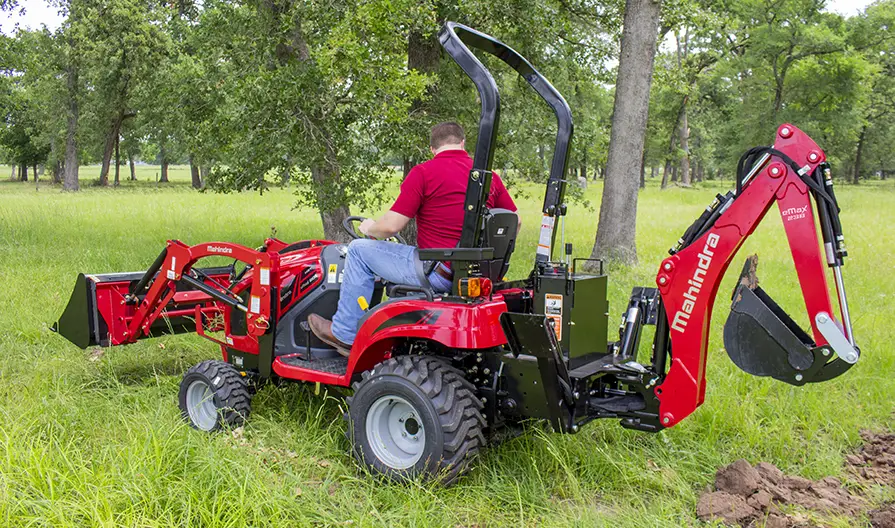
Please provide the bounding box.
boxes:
[387,208,519,299]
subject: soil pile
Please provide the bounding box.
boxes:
[698,429,895,527]
[697,459,863,527]
[845,430,895,487]
[869,504,895,528]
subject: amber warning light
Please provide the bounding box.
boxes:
[459,278,492,298]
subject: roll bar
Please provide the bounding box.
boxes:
[438,22,574,260]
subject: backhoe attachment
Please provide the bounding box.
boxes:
[648,123,860,428]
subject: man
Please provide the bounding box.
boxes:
[308,122,519,355]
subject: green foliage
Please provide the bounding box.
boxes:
[3,0,895,219]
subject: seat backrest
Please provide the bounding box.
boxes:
[479,208,518,281]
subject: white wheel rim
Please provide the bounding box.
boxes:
[365,395,425,469]
[186,379,218,431]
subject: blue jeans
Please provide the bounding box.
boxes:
[331,239,452,345]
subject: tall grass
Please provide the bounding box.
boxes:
[0,168,892,527]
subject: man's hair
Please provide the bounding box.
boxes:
[429,122,465,150]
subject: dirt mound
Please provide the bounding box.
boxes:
[845,430,895,487]
[699,430,895,527]
[697,458,864,527]
[869,504,895,528]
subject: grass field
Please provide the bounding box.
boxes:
[1,165,893,527]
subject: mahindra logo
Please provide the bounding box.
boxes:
[207,245,233,254]
[671,233,720,333]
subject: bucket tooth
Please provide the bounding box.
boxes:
[723,256,816,383]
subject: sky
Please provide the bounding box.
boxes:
[1,1,63,35]
[0,0,879,36]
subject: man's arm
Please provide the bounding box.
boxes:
[359,211,411,240]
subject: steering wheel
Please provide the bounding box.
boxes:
[342,216,408,245]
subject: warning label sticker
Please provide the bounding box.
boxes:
[545,293,563,341]
[327,264,338,283]
[537,215,555,257]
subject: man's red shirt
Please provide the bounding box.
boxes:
[390,149,517,250]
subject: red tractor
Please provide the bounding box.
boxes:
[54,23,860,484]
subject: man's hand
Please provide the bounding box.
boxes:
[358,218,377,236]
[356,211,411,240]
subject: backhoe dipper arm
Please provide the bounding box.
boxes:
[652,124,858,427]
[124,241,276,344]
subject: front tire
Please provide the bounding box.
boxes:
[347,356,486,485]
[178,360,252,431]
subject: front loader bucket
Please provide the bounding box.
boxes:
[723,256,825,385]
[53,267,235,349]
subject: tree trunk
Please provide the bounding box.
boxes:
[853,126,866,185]
[200,165,210,183]
[20,164,27,181]
[675,31,691,187]
[678,107,691,186]
[52,160,63,183]
[189,154,203,189]
[9,165,16,181]
[661,159,671,189]
[159,145,170,183]
[581,150,587,180]
[650,166,658,179]
[671,164,678,182]
[310,150,352,242]
[279,166,291,186]
[99,112,124,186]
[129,154,136,181]
[773,77,784,123]
[589,0,662,266]
[113,134,120,186]
[640,150,646,189]
[62,50,79,191]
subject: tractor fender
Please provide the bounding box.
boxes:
[345,296,509,379]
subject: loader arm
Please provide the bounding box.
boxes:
[54,239,280,353]
[652,124,859,427]
[124,240,277,345]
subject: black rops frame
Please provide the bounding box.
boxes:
[437,22,574,262]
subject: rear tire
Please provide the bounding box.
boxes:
[346,356,486,485]
[178,360,251,431]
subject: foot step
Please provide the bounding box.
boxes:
[280,355,348,375]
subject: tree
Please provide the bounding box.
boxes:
[846,0,895,183]
[77,0,167,186]
[200,0,428,240]
[589,0,663,265]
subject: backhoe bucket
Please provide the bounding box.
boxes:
[723,256,822,385]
